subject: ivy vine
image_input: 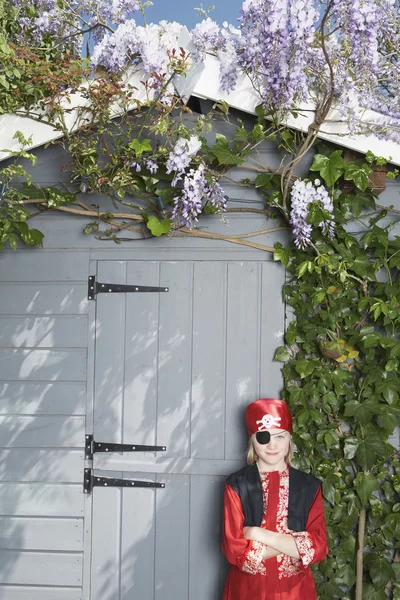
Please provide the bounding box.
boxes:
[273,146,400,599]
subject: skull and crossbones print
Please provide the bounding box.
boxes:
[256,413,282,431]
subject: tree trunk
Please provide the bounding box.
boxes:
[355,508,366,600]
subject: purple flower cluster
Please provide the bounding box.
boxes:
[166,137,202,182]
[128,158,159,174]
[191,19,242,93]
[238,0,317,110]
[171,165,227,229]
[96,0,140,25]
[91,19,183,76]
[289,179,335,249]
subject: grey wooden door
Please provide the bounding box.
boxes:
[89,259,284,600]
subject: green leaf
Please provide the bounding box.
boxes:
[356,434,386,470]
[294,359,317,378]
[255,174,273,189]
[344,163,373,192]
[145,216,171,237]
[274,346,291,362]
[233,127,248,142]
[128,138,152,157]
[19,228,44,247]
[273,246,290,267]
[210,134,246,166]
[309,150,346,187]
[344,437,358,459]
[354,473,379,506]
[365,553,395,588]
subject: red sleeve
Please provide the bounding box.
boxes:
[222,483,265,574]
[291,486,328,566]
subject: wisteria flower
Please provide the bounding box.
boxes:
[290,179,335,249]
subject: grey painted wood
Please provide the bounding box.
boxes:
[0,282,87,315]
[188,475,226,600]
[0,550,82,586]
[90,259,286,600]
[90,247,280,261]
[0,382,86,415]
[191,262,227,460]
[0,586,82,600]
[94,456,243,476]
[260,261,286,397]
[122,262,159,447]
[0,349,86,381]
[0,316,87,348]
[157,262,192,458]
[0,416,85,448]
[93,262,126,443]
[0,449,83,482]
[120,479,156,600]
[225,262,262,461]
[154,474,190,600]
[0,517,83,550]
[0,484,83,516]
[0,251,89,281]
[90,485,121,600]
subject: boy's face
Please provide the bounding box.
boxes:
[253,428,290,468]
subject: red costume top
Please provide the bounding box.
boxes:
[222,466,328,600]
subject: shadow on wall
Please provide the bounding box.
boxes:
[89,260,265,600]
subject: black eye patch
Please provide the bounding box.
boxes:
[256,431,271,444]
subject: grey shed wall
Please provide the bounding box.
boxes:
[0,109,399,600]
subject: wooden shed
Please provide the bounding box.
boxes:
[0,54,399,600]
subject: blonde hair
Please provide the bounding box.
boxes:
[247,433,294,466]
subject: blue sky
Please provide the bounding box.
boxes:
[145,1,243,29]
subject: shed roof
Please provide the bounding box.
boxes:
[1,28,399,165]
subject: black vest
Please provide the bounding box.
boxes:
[226,465,321,532]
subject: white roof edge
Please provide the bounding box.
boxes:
[1,32,399,167]
[182,54,400,167]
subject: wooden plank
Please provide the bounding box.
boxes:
[120,476,156,600]
[93,262,126,442]
[225,263,261,460]
[0,382,86,415]
[260,262,285,397]
[0,416,85,448]
[122,262,159,447]
[0,517,83,551]
[154,474,189,600]
[0,282,87,315]
[191,263,227,459]
[90,248,272,262]
[0,484,84,517]
[189,475,227,600]
[0,316,87,349]
[0,251,89,282]
[157,262,192,457]
[0,550,82,586]
[0,586,82,600]
[94,455,242,476]
[91,483,121,600]
[0,349,86,381]
[0,449,83,482]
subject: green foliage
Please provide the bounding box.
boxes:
[277,151,400,598]
[144,215,172,236]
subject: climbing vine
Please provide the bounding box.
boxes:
[273,145,400,599]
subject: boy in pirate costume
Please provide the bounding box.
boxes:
[222,398,328,599]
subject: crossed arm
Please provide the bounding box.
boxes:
[243,526,301,559]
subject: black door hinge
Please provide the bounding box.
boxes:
[88,275,169,300]
[85,435,166,460]
[84,468,165,494]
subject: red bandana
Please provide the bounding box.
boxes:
[245,398,292,436]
